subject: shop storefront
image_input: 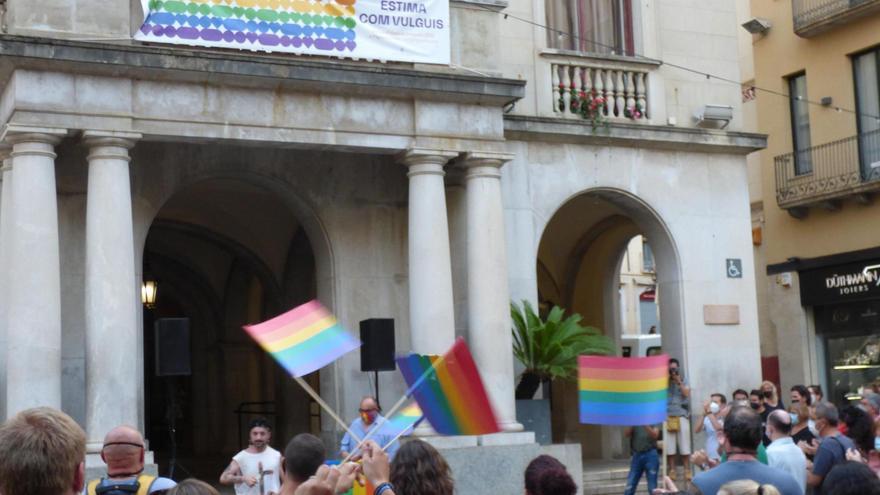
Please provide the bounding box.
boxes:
[799,258,880,403]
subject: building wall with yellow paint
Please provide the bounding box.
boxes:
[746,0,880,402]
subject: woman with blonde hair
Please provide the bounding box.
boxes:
[761,381,785,411]
[718,479,781,495]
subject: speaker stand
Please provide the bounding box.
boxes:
[166,377,179,480]
[374,370,380,410]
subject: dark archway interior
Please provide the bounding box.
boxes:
[142,179,318,480]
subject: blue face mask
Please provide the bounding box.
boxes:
[790,413,799,424]
[875,437,880,451]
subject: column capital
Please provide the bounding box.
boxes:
[83,130,142,148]
[459,151,515,180]
[1,125,67,146]
[459,151,515,168]
[0,144,12,174]
[397,148,458,177]
[84,131,142,163]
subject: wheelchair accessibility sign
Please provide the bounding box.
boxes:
[726,259,742,278]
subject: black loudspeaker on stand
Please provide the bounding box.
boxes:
[154,318,192,480]
[360,319,395,406]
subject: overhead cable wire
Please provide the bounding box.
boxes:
[479,5,880,122]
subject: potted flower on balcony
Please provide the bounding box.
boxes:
[557,85,608,129]
[624,102,645,120]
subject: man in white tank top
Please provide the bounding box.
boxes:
[220,418,282,495]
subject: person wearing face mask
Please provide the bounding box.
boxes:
[339,396,400,460]
[750,389,773,447]
[807,402,856,494]
[690,406,801,495]
[789,401,817,457]
[695,393,727,461]
[766,409,807,494]
[790,385,811,408]
[762,381,785,411]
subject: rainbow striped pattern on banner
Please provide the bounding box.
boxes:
[387,403,423,434]
[242,300,360,377]
[397,338,500,436]
[348,478,374,495]
[578,354,669,426]
[139,0,357,53]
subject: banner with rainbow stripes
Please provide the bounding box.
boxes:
[397,338,500,436]
[242,300,360,377]
[136,0,450,64]
[578,354,669,426]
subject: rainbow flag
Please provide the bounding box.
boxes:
[243,300,359,377]
[348,477,374,495]
[396,338,500,436]
[387,403,424,435]
[578,354,668,426]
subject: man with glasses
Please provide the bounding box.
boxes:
[87,425,177,495]
[340,396,400,460]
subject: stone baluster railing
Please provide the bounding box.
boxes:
[551,62,650,121]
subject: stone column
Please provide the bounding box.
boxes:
[0,144,12,420]
[2,126,66,415]
[461,152,523,432]
[83,131,142,452]
[399,149,458,355]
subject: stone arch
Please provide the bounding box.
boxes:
[132,153,338,476]
[536,186,685,363]
[134,166,336,311]
[536,187,685,460]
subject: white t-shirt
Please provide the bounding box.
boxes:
[232,447,282,495]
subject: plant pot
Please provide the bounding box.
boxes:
[516,372,542,399]
[516,399,552,445]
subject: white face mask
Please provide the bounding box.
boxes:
[709,402,721,414]
[811,394,819,404]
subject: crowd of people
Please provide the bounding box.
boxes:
[0,404,580,495]
[8,366,880,495]
[623,358,880,495]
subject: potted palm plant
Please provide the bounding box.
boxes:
[511,300,615,399]
[512,300,614,444]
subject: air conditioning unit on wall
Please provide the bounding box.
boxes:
[694,104,734,129]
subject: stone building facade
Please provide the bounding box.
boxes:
[0,0,764,486]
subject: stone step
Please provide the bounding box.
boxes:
[583,480,648,495]
[583,467,632,482]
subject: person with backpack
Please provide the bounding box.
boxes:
[807,402,856,495]
[87,425,177,495]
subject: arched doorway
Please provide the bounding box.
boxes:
[141,178,320,479]
[536,188,683,460]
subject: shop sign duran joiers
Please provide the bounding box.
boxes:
[135,0,451,64]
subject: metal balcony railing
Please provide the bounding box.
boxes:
[792,0,880,36]
[775,129,880,213]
